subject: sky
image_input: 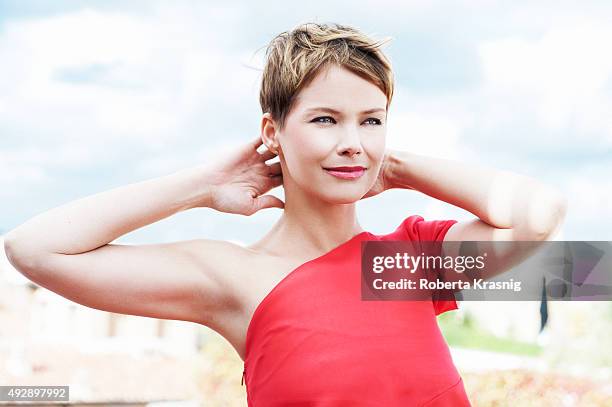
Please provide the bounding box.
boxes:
[1,0,611,244]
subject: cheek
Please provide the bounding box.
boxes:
[363,135,386,159]
[280,135,328,176]
[287,134,331,163]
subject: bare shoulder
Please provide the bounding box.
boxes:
[179,237,276,355]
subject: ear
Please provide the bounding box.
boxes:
[261,112,280,154]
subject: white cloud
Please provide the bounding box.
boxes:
[565,162,612,223]
[387,87,476,160]
[478,21,612,147]
[0,145,96,199]
[0,6,257,159]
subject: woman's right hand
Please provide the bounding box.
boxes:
[203,136,284,216]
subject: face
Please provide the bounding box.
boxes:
[261,64,387,204]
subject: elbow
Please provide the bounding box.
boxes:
[526,192,568,240]
[545,192,568,236]
[3,232,46,278]
[555,194,568,224]
[3,232,20,267]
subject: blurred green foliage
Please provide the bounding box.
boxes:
[438,310,543,356]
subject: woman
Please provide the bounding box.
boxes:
[4,22,566,406]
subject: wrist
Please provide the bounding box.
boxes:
[385,149,415,190]
[171,164,217,211]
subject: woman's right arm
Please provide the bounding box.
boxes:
[3,136,283,326]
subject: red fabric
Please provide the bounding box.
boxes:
[243,215,470,406]
[401,215,459,316]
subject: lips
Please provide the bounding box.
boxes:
[323,166,366,172]
[323,166,367,180]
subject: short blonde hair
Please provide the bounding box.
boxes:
[259,22,394,131]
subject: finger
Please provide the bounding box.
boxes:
[267,161,282,175]
[254,194,285,211]
[259,147,278,161]
[251,135,264,150]
[268,174,283,188]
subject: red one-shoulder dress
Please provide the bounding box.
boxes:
[242,215,472,406]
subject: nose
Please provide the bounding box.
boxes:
[337,125,363,156]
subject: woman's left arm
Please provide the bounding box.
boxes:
[382,149,568,282]
[385,149,568,241]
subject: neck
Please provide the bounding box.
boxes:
[262,185,365,257]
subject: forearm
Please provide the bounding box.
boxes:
[4,164,214,255]
[386,149,567,234]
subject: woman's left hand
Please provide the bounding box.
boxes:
[361,150,394,199]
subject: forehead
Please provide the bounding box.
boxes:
[293,64,387,112]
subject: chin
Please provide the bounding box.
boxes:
[321,190,363,205]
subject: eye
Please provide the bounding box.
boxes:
[364,118,383,125]
[311,116,336,124]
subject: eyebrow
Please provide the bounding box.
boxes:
[304,107,386,115]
